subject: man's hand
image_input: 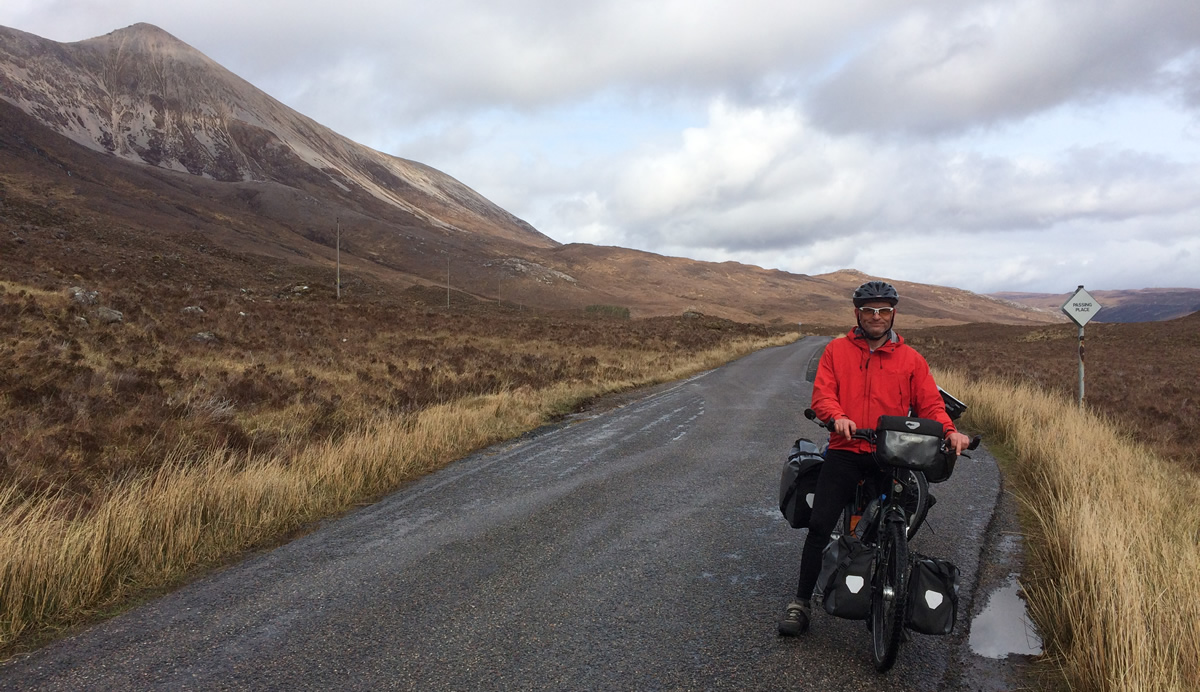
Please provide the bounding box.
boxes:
[946,431,971,455]
[833,417,856,440]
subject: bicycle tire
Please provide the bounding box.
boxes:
[871,517,909,672]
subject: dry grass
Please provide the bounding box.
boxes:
[0,279,789,495]
[936,369,1200,691]
[0,274,794,654]
[908,315,1200,473]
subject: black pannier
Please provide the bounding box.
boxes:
[873,416,955,482]
[817,534,874,620]
[906,557,960,635]
[778,438,824,528]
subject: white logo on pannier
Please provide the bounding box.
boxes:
[805,493,815,508]
[906,421,920,430]
[845,576,865,594]
[924,590,944,609]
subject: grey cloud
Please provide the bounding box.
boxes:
[4,0,1199,293]
[1168,52,1200,110]
[65,1,905,122]
[587,119,1200,260]
[806,0,1200,136]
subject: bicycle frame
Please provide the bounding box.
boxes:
[839,467,929,544]
[804,407,977,672]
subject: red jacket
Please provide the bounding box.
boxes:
[811,328,956,454]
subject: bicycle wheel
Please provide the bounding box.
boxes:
[871,517,909,672]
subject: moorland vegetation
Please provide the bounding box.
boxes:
[910,317,1200,472]
[0,276,796,655]
[914,316,1200,692]
[4,185,1197,691]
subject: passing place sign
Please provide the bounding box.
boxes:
[1061,286,1102,327]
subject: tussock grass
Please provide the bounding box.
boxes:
[0,333,793,654]
[909,317,1200,472]
[936,369,1200,691]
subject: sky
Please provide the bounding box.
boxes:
[3,0,1200,294]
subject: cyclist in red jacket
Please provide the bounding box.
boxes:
[778,280,971,636]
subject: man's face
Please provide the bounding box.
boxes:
[855,300,896,340]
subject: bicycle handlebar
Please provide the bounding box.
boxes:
[804,408,875,442]
[804,408,982,454]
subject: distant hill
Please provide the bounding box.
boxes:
[988,289,1200,323]
[1,22,1064,327]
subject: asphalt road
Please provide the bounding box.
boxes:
[1,337,1003,691]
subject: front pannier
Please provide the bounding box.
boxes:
[778,438,824,528]
[873,416,949,479]
[906,557,960,635]
[817,534,874,620]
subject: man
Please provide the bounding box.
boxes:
[778,280,971,636]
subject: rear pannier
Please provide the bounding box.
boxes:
[778,438,824,529]
[906,556,960,635]
[817,534,874,620]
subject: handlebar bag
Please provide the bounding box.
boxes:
[924,450,956,484]
[874,416,947,478]
[817,534,874,620]
[906,556,960,635]
[779,438,824,528]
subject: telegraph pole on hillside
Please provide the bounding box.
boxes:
[336,217,341,301]
[446,256,450,308]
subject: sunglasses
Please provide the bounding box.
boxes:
[857,306,895,317]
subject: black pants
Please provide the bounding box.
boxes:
[795,448,886,601]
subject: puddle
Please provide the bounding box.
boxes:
[969,574,1043,659]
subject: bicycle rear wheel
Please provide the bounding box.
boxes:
[871,518,909,672]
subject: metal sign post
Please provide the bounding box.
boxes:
[1060,285,1102,406]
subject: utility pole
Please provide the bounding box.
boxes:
[446,256,450,308]
[335,217,341,301]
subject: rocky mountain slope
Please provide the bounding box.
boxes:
[0,23,551,248]
[0,22,1063,326]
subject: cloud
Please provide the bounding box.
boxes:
[1167,49,1200,110]
[806,0,1200,135]
[4,2,905,119]
[2,0,1199,293]
[567,100,1200,247]
[504,97,1200,292]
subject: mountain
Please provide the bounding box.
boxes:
[0,23,551,247]
[989,289,1200,323]
[0,23,1063,327]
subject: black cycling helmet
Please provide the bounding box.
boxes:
[852,280,899,307]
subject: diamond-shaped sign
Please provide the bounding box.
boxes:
[1061,286,1102,327]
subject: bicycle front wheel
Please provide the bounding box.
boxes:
[871,517,909,672]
